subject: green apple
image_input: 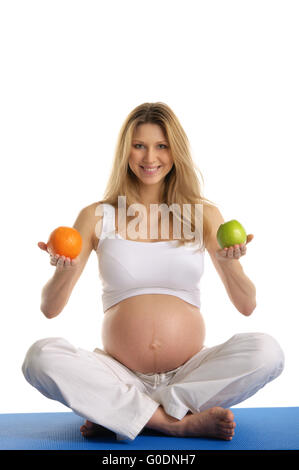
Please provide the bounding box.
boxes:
[216,219,247,249]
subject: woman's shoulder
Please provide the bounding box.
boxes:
[83,200,115,215]
[202,201,220,219]
[78,200,103,217]
[202,201,225,251]
[78,201,107,251]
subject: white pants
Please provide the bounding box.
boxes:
[21,332,284,441]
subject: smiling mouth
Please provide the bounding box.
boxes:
[140,165,162,174]
[140,165,162,171]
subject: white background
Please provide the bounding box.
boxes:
[0,0,298,414]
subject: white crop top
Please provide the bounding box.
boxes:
[96,203,205,312]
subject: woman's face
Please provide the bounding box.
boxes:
[128,123,174,185]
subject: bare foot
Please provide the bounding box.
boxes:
[175,407,236,440]
[80,408,236,440]
[80,420,112,438]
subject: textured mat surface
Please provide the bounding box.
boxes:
[0,407,298,450]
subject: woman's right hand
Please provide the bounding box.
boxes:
[37,241,80,270]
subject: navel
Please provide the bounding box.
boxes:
[149,340,162,350]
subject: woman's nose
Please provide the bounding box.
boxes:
[143,148,159,163]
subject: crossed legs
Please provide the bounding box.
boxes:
[22,332,284,441]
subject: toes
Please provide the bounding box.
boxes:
[80,427,88,437]
[80,420,95,437]
[81,428,95,438]
[219,428,235,440]
[219,420,236,438]
[218,422,234,433]
[210,407,235,425]
[221,421,236,430]
[80,425,90,434]
[223,427,235,436]
[217,418,236,440]
[223,409,235,423]
[80,421,111,438]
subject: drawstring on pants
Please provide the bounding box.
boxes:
[153,373,166,389]
[133,368,182,390]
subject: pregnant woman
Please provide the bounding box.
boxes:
[22,102,284,441]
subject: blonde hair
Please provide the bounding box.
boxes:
[98,102,216,250]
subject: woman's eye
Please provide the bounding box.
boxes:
[134,144,167,149]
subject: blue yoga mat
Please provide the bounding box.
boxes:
[0,407,298,450]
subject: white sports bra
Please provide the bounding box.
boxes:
[96,203,205,312]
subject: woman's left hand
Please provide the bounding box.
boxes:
[216,234,254,260]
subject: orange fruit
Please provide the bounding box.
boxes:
[47,226,82,259]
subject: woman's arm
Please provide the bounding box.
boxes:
[41,203,102,318]
[41,266,81,318]
[204,204,256,316]
[213,256,256,316]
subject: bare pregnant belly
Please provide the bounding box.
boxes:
[101,294,206,374]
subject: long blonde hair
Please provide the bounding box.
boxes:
[98,102,216,250]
